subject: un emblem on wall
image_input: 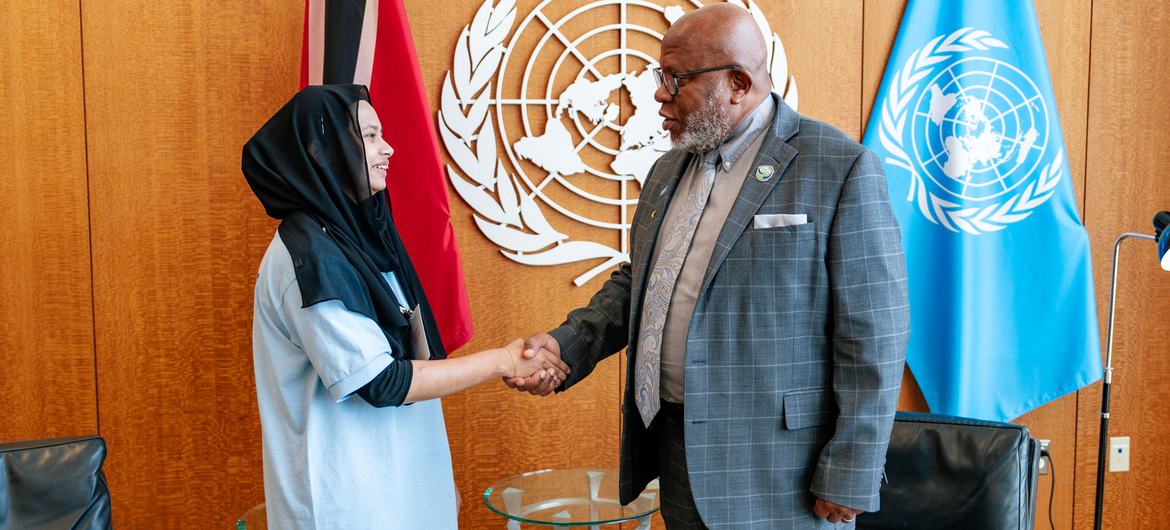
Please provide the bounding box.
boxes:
[876,28,1063,235]
[438,0,798,285]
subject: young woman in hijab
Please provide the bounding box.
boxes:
[242,84,569,529]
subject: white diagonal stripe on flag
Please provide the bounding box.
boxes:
[306,0,325,85]
[353,0,378,86]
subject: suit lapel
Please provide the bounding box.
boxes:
[698,96,801,295]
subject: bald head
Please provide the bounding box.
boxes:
[664,4,770,90]
[654,4,773,152]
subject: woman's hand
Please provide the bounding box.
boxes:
[503,333,566,396]
[504,338,569,384]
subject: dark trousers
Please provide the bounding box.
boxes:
[652,400,708,530]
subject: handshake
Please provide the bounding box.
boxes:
[500,332,566,396]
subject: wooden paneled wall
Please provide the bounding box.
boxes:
[0,1,97,442]
[80,0,302,524]
[1075,2,1170,529]
[1,0,1168,528]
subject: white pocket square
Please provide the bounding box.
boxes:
[753,213,808,229]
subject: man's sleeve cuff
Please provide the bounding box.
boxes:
[548,326,583,391]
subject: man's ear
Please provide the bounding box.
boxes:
[728,69,753,104]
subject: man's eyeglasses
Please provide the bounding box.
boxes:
[652,64,740,96]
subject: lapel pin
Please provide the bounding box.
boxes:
[650,209,657,219]
[754,165,776,182]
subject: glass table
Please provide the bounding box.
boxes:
[484,468,659,529]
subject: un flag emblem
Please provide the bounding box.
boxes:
[877,28,1063,235]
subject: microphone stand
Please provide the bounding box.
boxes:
[1094,232,1155,530]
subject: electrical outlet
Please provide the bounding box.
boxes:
[1038,439,1051,475]
[1109,436,1130,472]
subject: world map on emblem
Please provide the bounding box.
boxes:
[513,67,668,190]
[911,56,1049,203]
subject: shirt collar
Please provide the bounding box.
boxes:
[712,96,774,171]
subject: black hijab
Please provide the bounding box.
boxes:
[242,84,446,361]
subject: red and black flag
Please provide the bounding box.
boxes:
[301,0,474,353]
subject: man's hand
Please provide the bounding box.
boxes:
[502,333,564,396]
[813,498,861,524]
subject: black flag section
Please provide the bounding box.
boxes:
[323,0,366,84]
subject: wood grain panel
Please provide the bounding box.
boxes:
[863,2,1094,528]
[1035,0,1093,216]
[0,0,97,442]
[81,0,299,526]
[1076,2,1170,529]
[860,0,902,136]
[762,0,864,135]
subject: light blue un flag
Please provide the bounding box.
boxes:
[862,0,1102,421]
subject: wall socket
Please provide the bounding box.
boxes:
[1038,439,1051,475]
[1109,436,1131,472]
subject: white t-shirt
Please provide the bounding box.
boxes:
[252,232,457,529]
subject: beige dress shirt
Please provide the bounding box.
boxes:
[654,96,775,403]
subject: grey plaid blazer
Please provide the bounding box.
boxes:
[550,95,910,529]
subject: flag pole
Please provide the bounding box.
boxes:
[1094,232,1155,530]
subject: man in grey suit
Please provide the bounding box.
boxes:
[506,5,909,528]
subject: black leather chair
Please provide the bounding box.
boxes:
[0,436,112,530]
[857,412,1040,530]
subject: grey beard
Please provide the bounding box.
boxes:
[672,93,732,154]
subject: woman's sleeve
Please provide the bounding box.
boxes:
[280,283,400,403]
[354,360,413,407]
